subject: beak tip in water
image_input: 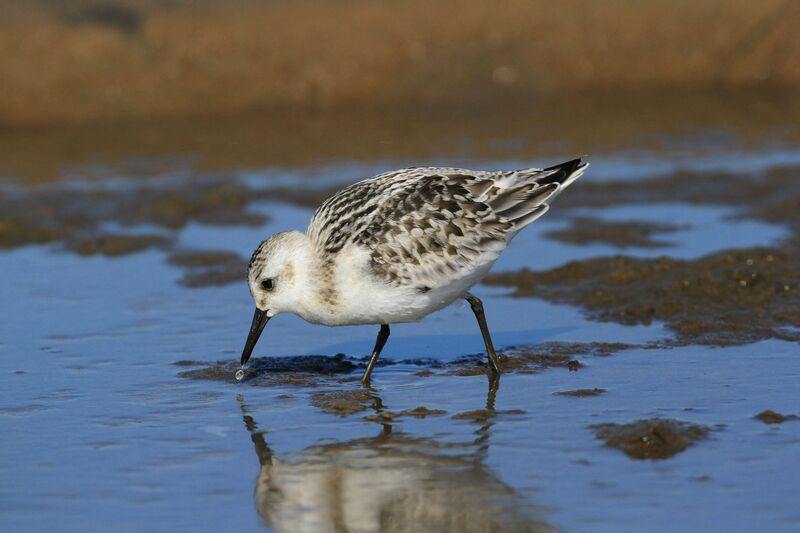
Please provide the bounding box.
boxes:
[240,307,270,368]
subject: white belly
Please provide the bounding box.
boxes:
[299,246,496,326]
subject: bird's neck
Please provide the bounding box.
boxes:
[282,237,333,323]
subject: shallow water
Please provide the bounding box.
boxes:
[2,108,800,532]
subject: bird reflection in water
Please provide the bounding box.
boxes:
[238,381,554,533]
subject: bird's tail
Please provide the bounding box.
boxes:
[492,158,588,229]
[532,157,588,191]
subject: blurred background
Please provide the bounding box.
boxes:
[2,0,800,179]
[3,0,800,122]
[2,2,800,532]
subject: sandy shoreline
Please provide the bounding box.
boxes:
[2,0,799,126]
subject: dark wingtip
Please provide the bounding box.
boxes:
[538,157,586,186]
[545,157,584,173]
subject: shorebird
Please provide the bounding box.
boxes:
[239,158,588,384]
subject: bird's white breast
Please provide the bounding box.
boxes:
[300,244,496,326]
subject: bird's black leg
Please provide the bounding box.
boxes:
[465,293,501,377]
[362,324,390,385]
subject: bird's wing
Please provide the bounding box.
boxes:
[307,163,582,289]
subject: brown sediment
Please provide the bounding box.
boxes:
[3,1,800,127]
[259,187,340,210]
[452,409,527,422]
[126,184,265,228]
[590,419,711,460]
[172,360,204,367]
[167,250,249,288]
[178,354,359,387]
[544,218,682,249]
[176,267,245,288]
[447,342,633,376]
[363,406,447,423]
[65,234,170,256]
[310,390,375,416]
[754,410,798,424]
[0,219,71,248]
[363,411,398,423]
[168,250,246,268]
[486,247,800,346]
[554,388,606,397]
[400,406,447,418]
[452,410,492,422]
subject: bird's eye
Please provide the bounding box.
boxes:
[260,278,274,291]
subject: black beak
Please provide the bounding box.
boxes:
[240,308,270,366]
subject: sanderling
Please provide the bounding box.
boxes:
[239,158,588,384]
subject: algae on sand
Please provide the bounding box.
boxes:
[487,248,800,346]
[754,410,799,424]
[544,217,683,249]
[591,419,711,460]
[554,388,606,397]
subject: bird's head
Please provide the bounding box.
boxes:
[240,230,310,367]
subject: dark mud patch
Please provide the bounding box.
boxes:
[180,342,637,389]
[65,233,170,256]
[167,250,249,288]
[178,354,359,387]
[363,411,397,423]
[487,248,800,346]
[544,217,682,248]
[364,406,448,423]
[172,360,205,367]
[447,342,633,376]
[0,218,72,248]
[555,388,606,397]
[754,410,799,424]
[591,418,711,460]
[311,390,376,416]
[401,406,448,418]
[452,409,527,422]
[258,187,340,210]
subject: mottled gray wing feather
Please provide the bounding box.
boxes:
[307,167,563,288]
